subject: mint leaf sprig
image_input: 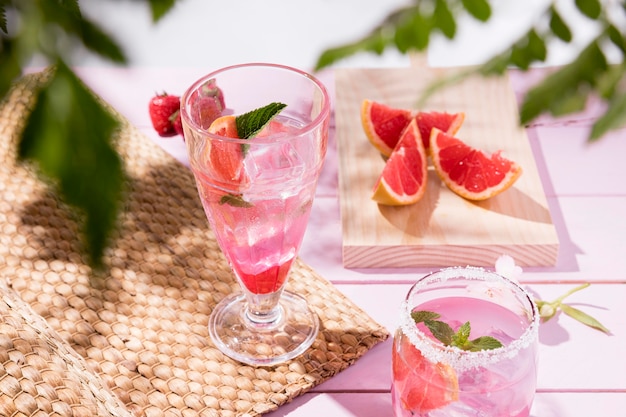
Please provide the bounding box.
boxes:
[536,283,611,334]
[411,311,503,352]
[236,102,287,139]
[220,102,287,208]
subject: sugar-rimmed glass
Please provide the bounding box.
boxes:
[181,63,330,366]
[392,266,539,417]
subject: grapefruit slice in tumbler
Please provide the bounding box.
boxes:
[361,99,414,157]
[372,119,427,205]
[429,128,522,201]
[416,110,465,150]
[393,334,459,413]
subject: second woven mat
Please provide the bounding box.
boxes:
[0,70,389,417]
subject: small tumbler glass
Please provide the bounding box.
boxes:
[392,266,539,417]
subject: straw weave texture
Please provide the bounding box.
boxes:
[0,70,389,417]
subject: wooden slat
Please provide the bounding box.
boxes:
[315,283,626,392]
[264,392,626,417]
[334,67,559,268]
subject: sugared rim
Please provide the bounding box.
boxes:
[399,266,539,371]
[180,62,331,144]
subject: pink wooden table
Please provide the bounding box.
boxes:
[74,66,626,417]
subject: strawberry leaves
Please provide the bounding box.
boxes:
[411,311,503,351]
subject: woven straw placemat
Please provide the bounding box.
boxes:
[0,70,389,417]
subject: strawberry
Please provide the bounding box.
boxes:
[189,78,225,128]
[200,78,225,109]
[148,93,180,136]
[192,96,223,129]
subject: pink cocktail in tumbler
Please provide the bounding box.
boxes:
[392,267,539,417]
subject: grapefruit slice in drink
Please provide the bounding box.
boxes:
[371,119,427,205]
[205,103,287,187]
[361,99,414,157]
[415,110,465,150]
[206,115,247,186]
[429,128,522,200]
[393,332,459,413]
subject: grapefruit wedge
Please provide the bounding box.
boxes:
[206,115,246,186]
[393,332,459,413]
[361,99,465,156]
[372,119,428,205]
[361,99,414,157]
[429,128,522,201]
[416,110,465,150]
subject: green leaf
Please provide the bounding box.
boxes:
[411,310,441,323]
[315,44,363,71]
[468,336,504,351]
[424,320,455,345]
[18,61,124,268]
[57,0,81,17]
[220,194,253,208]
[314,6,421,70]
[527,29,547,61]
[479,51,511,76]
[560,303,611,334]
[411,310,503,351]
[394,10,431,52]
[520,40,606,124]
[511,29,547,70]
[148,0,177,22]
[37,0,126,64]
[575,0,601,19]
[434,0,456,39]
[451,321,471,347]
[550,87,590,116]
[0,3,7,34]
[235,102,286,139]
[595,64,623,100]
[549,8,572,40]
[607,25,626,54]
[76,17,127,63]
[590,92,626,141]
[462,0,491,22]
[0,39,22,100]
[314,30,387,70]
[549,7,572,43]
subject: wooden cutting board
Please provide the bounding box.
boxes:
[335,66,559,268]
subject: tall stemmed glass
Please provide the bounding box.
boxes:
[181,63,330,366]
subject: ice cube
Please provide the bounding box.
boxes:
[244,141,305,185]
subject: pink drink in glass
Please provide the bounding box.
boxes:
[195,117,315,295]
[181,63,329,366]
[392,267,539,417]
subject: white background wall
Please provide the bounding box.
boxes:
[72,0,606,70]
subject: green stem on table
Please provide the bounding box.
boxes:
[535,283,611,334]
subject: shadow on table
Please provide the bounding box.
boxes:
[517,128,581,274]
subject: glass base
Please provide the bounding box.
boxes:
[208,291,319,366]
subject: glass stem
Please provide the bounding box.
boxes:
[243,288,285,326]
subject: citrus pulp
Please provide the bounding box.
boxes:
[393,331,459,413]
[416,110,465,150]
[429,128,522,200]
[371,119,428,205]
[361,99,414,157]
[206,115,246,186]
